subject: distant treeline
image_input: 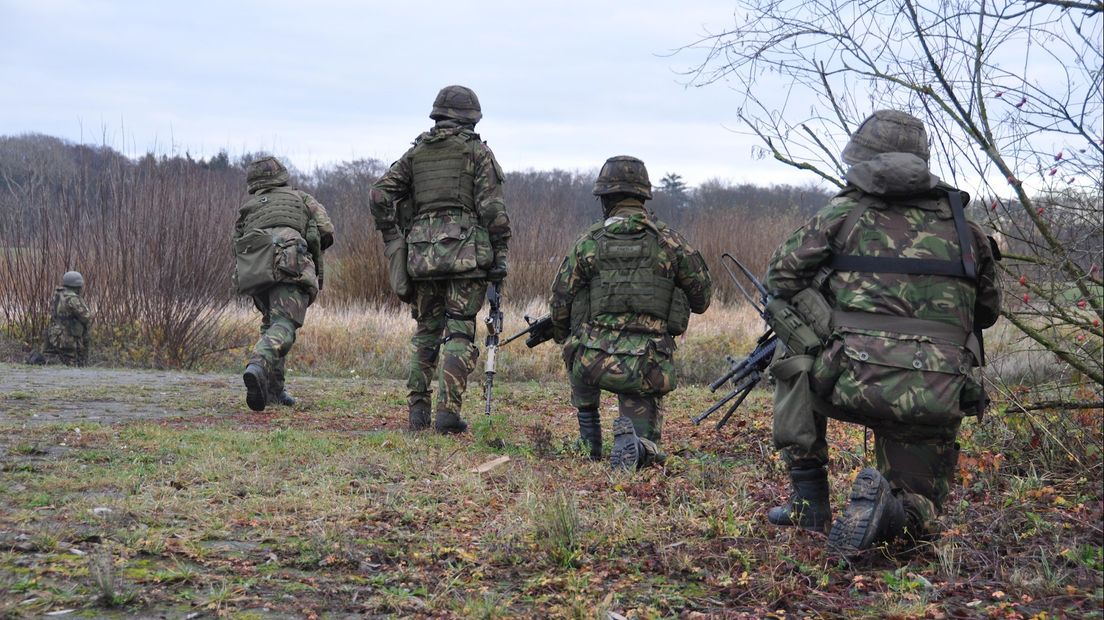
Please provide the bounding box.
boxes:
[0,133,833,307]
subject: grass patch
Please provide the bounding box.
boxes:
[0,369,1099,617]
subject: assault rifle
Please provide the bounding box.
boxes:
[502,314,554,349]
[693,254,779,429]
[694,253,823,430]
[483,282,504,415]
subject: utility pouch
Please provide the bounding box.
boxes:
[667,288,690,336]
[829,331,969,425]
[570,328,675,395]
[385,237,414,303]
[769,349,820,452]
[275,238,308,278]
[792,288,833,341]
[234,229,279,296]
[406,213,491,278]
[765,297,822,355]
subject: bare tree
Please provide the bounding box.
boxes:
[682,0,1103,404]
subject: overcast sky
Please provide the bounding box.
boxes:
[0,0,817,187]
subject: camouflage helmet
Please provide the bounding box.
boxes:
[246,156,290,193]
[430,85,482,124]
[593,155,653,200]
[841,110,930,165]
[61,271,84,288]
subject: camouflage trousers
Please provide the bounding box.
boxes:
[250,284,311,394]
[569,379,664,443]
[780,407,960,537]
[407,278,487,415]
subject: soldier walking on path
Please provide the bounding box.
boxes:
[369,85,511,434]
[763,110,1002,556]
[233,156,334,411]
[29,271,92,366]
[550,156,712,469]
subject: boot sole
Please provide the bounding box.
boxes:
[609,417,640,471]
[243,370,267,412]
[828,467,891,556]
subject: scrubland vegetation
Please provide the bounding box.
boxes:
[0,134,1100,617]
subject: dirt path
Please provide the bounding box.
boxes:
[0,363,240,426]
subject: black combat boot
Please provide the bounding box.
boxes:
[270,390,296,407]
[242,363,268,412]
[827,467,907,557]
[576,409,602,461]
[610,416,641,471]
[434,410,468,435]
[767,467,833,533]
[408,398,431,431]
[268,366,295,406]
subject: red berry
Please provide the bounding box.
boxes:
[1049,168,1057,176]
[1078,299,1087,308]
[1037,207,1045,215]
[1023,294,1030,303]
[1019,275,1028,286]
[1054,152,1063,161]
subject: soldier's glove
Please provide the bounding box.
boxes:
[486,255,508,282]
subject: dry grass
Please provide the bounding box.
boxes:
[189,300,763,387]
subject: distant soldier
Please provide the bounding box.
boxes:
[233,156,334,411]
[550,156,712,469]
[369,85,511,433]
[763,110,1002,555]
[29,271,92,365]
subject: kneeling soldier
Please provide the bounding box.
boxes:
[550,156,712,469]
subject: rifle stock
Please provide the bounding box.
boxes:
[502,314,553,348]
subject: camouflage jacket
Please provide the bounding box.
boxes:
[45,286,91,354]
[550,200,712,340]
[369,123,510,278]
[765,153,1001,422]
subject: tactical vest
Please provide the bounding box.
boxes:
[239,187,310,235]
[411,133,477,214]
[588,225,676,329]
[821,187,984,363]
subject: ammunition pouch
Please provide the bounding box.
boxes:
[791,288,833,341]
[765,297,822,355]
[667,288,690,336]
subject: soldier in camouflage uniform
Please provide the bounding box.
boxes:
[763,110,1001,555]
[31,271,92,366]
[234,156,334,411]
[551,156,712,470]
[369,85,511,433]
